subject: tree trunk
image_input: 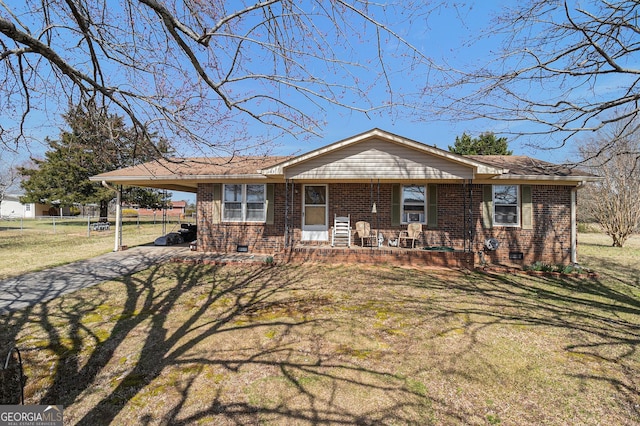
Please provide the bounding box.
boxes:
[100,200,109,222]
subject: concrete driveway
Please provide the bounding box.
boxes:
[0,245,189,315]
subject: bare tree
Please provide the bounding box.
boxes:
[0,162,19,207]
[0,0,438,155]
[431,0,640,159]
[578,123,640,247]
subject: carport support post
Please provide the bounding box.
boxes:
[114,185,122,252]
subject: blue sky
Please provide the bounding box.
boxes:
[2,0,585,203]
[227,0,581,164]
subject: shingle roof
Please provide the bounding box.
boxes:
[96,154,591,180]
[465,155,594,178]
[91,136,599,193]
[92,156,293,179]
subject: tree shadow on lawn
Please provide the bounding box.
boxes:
[1,259,639,424]
[2,262,439,424]
[423,268,640,419]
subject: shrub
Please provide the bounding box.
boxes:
[554,264,573,274]
[526,262,586,275]
[525,261,554,272]
[577,222,600,233]
[525,261,545,272]
[540,263,554,272]
[121,209,139,218]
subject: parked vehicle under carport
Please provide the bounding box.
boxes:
[154,224,197,246]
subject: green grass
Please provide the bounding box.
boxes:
[578,232,640,275]
[0,217,187,279]
[1,232,639,425]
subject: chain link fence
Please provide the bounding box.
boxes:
[0,214,195,236]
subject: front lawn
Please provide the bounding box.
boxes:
[1,233,638,425]
[0,218,180,279]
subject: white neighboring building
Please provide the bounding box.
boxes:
[0,194,37,219]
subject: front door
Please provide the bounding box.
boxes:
[301,185,328,241]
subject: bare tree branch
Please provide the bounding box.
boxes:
[578,118,640,246]
[431,0,640,159]
[0,160,19,207]
[0,0,437,155]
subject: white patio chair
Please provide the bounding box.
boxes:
[331,214,351,247]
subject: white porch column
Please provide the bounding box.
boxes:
[114,185,122,252]
[570,187,578,264]
[103,180,123,252]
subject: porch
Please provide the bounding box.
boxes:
[281,244,475,269]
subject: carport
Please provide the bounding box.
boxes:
[90,159,201,251]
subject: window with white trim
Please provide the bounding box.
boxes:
[401,185,426,223]
[222,184,266,222]
[493,185,519,226]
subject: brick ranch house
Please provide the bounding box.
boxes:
[91,129,599,268]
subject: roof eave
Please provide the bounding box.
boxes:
[89,174,269,182]
[490,174,603,182]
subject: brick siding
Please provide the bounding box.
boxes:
[197,182,574,267]
[473,184,572,266]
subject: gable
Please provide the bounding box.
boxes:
[284,137,475,181]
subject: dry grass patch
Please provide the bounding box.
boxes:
[0,219,169,279]
[1,235,639,424]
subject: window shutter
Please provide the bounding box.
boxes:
[482,185,493,229]
[266,184,275,224]
[391,184,401,226]
[211,184,221,224]
[521,185,533,230]
[427,184,438,229]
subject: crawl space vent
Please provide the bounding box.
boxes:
[509,251,524,260]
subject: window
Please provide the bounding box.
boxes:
[402,185,426,223]
[493,185,519,226]
[223,184,266,222]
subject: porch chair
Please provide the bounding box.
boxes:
[331,214,351,247]
[398,222,422,248]
[355,221,374,247]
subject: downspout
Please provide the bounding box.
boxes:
[463,180,467,252]
[377,179,381,246]
[285,179,289,249]
[570,181,586,264]
[102,181,123,252]
[289,180,294,248]
[469,179,472,252]
[370,179,374,250]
